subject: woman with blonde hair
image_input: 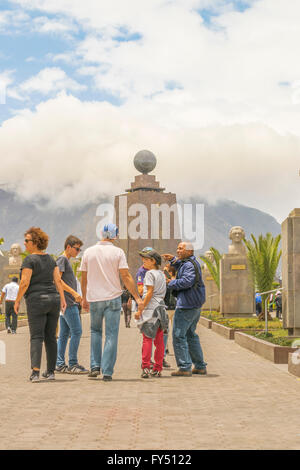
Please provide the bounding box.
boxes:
[14,227,66,382]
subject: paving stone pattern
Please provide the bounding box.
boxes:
[0,315,300,450]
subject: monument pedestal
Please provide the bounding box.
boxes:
[115,171,181,276]
[202,269,220,311]
[282,209,300,336]
[220,254,255,318]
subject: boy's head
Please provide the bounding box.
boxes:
[139,249,161,269]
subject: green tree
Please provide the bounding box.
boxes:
[199,247,222,290]
[0,238,4,245]
[243,233,282,313]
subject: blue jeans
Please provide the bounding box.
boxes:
[90,296,121,376]
[172,307,207,371]
[57,305,82,367]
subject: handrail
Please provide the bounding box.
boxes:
[256,288,283,333]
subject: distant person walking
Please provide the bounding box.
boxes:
[56,235,88,375]
[1,277,19,334]
[163,242,207,377]
[275,290,282,319]
[14,227,66,383]
[80,223,143,381]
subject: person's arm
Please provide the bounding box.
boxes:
[168,263,195,291]
[14,269,33,314]
[119,269,143,308]
[58,271,82,304]
[0,291,5,304]
[135,285,154,319]
[81,271,89,312]
[53,267,67,314]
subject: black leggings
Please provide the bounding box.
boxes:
[5,301,18,331]
[26,293,60,372]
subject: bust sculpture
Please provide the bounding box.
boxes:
[228,226,246,255]
[9,243,22,267]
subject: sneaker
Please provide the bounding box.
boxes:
[150,370,162,377]
[11,330,16,334]
[29,371,40,383]
[102,375,112,382]
[141,368,150,379]
[55,364,68,373]
[163,359,171,368]
[171,369,192,377]
[41,371,55,381]
[88,368,100,378]
[192,367,207,375]
[7,327,11,334]
[67,364,89,374]
[150,361,154,370]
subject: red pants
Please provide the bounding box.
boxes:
[142,328,164,372]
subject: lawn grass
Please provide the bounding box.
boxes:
[201,311,282,330]
[246,330,300,347]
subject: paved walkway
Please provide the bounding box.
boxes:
[0,314,300,450]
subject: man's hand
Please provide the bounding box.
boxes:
[162,254,174,261]
[83,299,89,312]
[60,299,67,315]
[74,293,82,304]
[135,312,142,320]
[14,301,20,315]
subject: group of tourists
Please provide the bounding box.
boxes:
[4,223,208,383]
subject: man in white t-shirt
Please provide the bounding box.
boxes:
[0,277,20,334]
[80,223,143,381]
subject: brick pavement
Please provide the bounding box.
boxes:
[0,314,300,450]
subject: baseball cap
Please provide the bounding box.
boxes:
[102,223,119,240]
[139,249,161,266]
[139,246,153,256]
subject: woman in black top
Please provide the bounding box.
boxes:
[14,227,66,383]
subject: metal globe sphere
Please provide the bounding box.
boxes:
[134,150,157,174]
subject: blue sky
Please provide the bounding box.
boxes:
[0,0,257,124]
[0,0,299,222]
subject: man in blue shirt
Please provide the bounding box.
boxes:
[163,242,207,377]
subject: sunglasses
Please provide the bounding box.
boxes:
[73,247,81,252]
[24,239,32,243]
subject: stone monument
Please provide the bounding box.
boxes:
[0,243,26,314]
[201,250,220,311]
[114,150,181,276]
[220,226,255,317]
[281,209,300,336]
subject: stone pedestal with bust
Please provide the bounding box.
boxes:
[282,209,300,336]
[0,243,26,314]
[201,250,220,311]
[114,150,181,276]
[220,226,255,317]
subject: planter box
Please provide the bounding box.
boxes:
[199,317,212,329]
[288,352,300,377]
[235,331,297,364]
[212,321,235,339]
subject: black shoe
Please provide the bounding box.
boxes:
[29,371,40,383]
[163,359,171,368]
[102,375,112,382]
[88,368,100,378]
[67,364,89,374]
[41,371,55,381]
[150,369,162,377]
[55,364,68,373]
[141,368,150,379]
[7,327,11,334]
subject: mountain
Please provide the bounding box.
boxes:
[0,189,281,255]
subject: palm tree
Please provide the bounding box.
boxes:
[199,247,222,290]
[243,233,282,314]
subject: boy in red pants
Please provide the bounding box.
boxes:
[135,250,167,378]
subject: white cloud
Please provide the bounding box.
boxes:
[13,67,86,99]
[0,93,299,222]
[32,15,77,35]
[1,0,300,221]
